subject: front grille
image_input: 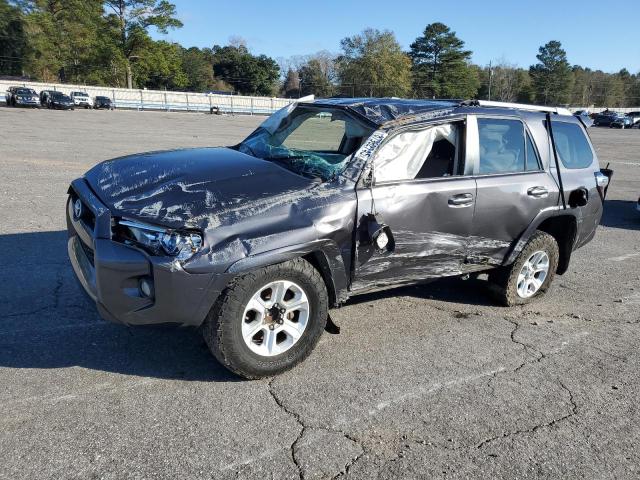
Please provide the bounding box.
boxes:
[70,194,96,231]
[79,238,95,267]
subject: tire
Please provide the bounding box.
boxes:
[202,258,328,379]
[488,231,559,307]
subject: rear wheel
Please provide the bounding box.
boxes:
[202,258,328,379]
[489,231,559,306]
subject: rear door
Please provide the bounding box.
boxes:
[549,118,603,247]
[352,119,477,290]
[467,115,560,265]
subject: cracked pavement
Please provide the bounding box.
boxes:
[1,109,639,479]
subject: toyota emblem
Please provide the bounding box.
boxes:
[73,199,83,219]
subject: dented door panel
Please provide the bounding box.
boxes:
[352,178,476,291]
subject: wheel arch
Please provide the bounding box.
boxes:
[226,240,349,308]
[505,210,578,275]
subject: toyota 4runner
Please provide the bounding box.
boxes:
[66,98,612,378]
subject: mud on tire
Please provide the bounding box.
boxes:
[489,231,559,307]
[202,258,328,379]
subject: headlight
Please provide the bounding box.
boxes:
[117,219,203,261]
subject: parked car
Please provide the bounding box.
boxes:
[46,91,74,110]
[70,91,93,109]
[593,110,619,127]
[66,98,611,378]
[573,110,593,127]
[93,96,114,110]
[39,90,53,107]
[5,86,39,107]
[610,113,634,129]
[625,111,640,127]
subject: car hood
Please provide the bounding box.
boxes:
[85,147,316,230]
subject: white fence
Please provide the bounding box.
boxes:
[3,80,639,116]
[0,80,294,115]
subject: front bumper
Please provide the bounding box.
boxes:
[66,179,230,326]
[15,99,39,107]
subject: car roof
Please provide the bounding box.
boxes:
[308,98,459,126]
[302,97,576,127]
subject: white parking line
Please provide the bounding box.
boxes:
[608,252,640,262]
[367,367,506,417]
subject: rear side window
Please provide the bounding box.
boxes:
[551,121,594,169]
[525,132,542,171]
[478,118,525,174]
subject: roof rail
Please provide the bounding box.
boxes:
[464,100,572,116]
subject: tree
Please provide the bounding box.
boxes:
[103,0,183,88]
[299,57,334,97]
[132,40,187,90]
[409,22,479,99]
[529,40,572,105]
[283,68,300,97]
[477,60,532,102]
[211,44,280,96]
[0,0,28,76]
[336,28,411,97]
[181,47,214,92]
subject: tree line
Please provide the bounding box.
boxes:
[2,0,639,106]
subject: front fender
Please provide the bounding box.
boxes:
[227,239,349,307]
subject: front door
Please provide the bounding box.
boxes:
[352,119,477,291]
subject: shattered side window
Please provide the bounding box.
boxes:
[238,106,374,181]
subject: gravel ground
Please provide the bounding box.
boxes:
[1,108,639,480]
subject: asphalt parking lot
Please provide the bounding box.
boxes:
[1,107,639,480]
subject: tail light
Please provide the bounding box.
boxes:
[595,166,613,200]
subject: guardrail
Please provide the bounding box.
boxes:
[0,80,294,115]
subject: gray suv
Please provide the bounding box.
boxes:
[66,98,611,378]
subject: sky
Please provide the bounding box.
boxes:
[155,0,640,73]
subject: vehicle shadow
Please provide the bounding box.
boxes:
[601,199,640,231]
[0,230,240,382]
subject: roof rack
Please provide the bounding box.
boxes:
[463,100,572,116]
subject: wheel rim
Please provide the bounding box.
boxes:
[516,250,550,298]
[241,280,310,357]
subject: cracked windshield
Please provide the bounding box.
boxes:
[238,106,373,180]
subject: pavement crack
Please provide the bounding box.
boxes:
[331,432,366,479]
[503,317,545,372]
[267,378,365,480]
[477,378,579,450]
[267,377,306,480]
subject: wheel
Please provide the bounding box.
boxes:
[488,231,559,306]
[202,258,328,379]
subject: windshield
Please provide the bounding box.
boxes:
[16,88,32,95]
[72,92,87,96]
[237,105,373,181]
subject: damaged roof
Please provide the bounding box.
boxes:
[307,98,459,126]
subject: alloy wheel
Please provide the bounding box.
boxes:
[241,280,310,357]
[516,250,550,298]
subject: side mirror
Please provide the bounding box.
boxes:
[364,213,395,253]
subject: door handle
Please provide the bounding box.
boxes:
[527,186,549,198]
[448,193,474,207]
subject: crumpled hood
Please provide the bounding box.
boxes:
[85,147,314,230]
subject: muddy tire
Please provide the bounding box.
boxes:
[202,258,328,379]
[489,231,559,307]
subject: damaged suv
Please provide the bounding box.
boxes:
[67,98,611,378]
